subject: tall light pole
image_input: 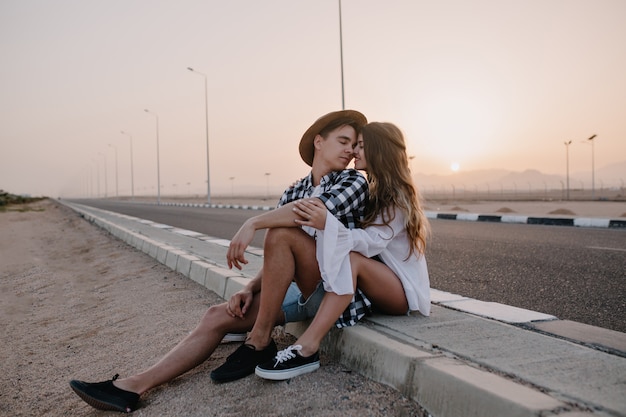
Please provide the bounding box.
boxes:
[265,172,271,200]
[98,152,108,198]
[587,134,597,199]
[121,131,134,200]
[564,140,572,200]
[108,143,119,198]
[187,67,211,204]
[93,159,100,198]
[87,165,92,198]
[144,109,161,205]
[338,0,345,110]
[89,165,94,198]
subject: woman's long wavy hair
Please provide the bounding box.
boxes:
[360,122,430,257]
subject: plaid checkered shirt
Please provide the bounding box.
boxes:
[277,169,372,327]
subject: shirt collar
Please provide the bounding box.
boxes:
[305,171,340,189]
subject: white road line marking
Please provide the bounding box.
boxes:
[588,246,626,252]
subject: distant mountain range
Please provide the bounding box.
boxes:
[414,161,626,190]
[208,161,625,197]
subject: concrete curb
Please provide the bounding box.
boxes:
[159,201,274,212]
[425,212,626,229]
[61,201,625,417]
[324,325,565,417]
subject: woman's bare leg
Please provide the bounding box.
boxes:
[351,253,408,315]
[294,252,408,357]
[294,291,354,357]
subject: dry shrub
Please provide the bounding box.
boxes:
[549,208,576,215]
[496,207,515,213]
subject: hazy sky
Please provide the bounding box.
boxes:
[1,0,625,198]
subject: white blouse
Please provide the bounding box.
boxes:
[316,207,431,317]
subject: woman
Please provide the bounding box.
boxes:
[255,122,431,380]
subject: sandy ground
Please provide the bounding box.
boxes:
[0,199,427,417]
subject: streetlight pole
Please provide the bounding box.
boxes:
[338,0,345,110]
[144,109,161,205]
[108,143,119,198]
[121,131,134,200]
[98,152,108,198]
[564,140,572,200]
[187,67,211,204]
[587,134,597,199]
[93,159,100,198]
[265,172,271,200]
[87,165,92,198]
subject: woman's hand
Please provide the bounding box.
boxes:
[293,198,327,230]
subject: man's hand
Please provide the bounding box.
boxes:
[293,199,327,230]
[226,220,255,269]
[226,289,254,319]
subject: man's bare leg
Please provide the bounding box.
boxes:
[245,228,320,350]
[113,295,264,395]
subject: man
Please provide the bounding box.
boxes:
[209,109,372,381]
[69,110,369,413]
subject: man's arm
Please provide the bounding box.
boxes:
[226,170,367,269]
[226,199,317,270]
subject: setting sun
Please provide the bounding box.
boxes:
[450,162,460,172]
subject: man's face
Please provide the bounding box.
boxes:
[314,125,357,171]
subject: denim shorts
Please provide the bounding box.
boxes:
[281,281,325,323]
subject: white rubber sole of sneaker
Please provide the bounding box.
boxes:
[254,362,320,380]
[220,333,247,343]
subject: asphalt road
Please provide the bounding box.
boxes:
[71,199,626,333]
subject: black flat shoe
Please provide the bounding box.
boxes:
[70,374,139,413]
[210,339,278,382]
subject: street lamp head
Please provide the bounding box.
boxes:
[588,134,597,141]
[187,67,194,71]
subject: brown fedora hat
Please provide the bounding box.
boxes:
[299,110,367,166]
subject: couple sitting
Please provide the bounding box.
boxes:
[70,110,431,413]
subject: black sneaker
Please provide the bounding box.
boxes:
[255,344,320,380]
[69,374,139,413]
[210,339,277,382]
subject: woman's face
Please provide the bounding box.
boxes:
[353,134,367,171]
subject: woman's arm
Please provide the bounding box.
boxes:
[294,199,404,257]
